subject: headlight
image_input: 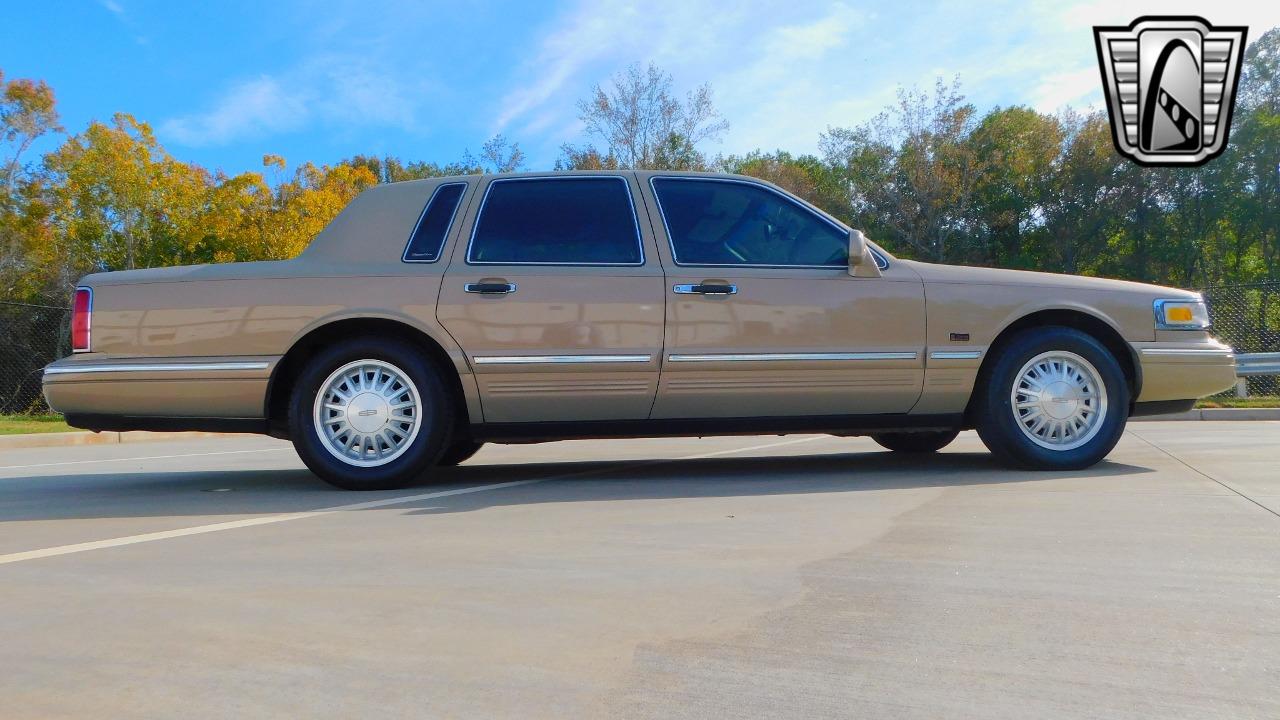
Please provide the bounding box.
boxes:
[1153,298,1211,330]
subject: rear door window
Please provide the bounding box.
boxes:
[468,177,642,265]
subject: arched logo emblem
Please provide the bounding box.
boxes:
[1094,16,1246,167]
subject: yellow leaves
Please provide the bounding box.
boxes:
[189,158,378,262]
[1,72,61,143]
[6,68,445,299]
[31,127,377,281]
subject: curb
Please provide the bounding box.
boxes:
[1131,408,1280,422]
[0,430,244,450]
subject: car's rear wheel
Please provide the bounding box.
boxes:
[289,338,452,490]
[437,438,484,466]
[871,429,959,453]
[975,327,1128,470]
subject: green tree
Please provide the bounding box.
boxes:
[822,78,982,261]
[1035,111,1123,277]
[718,150,845,217]
[554,144,620,171]
[965,106,1064,267]
[1230,27,1280,283]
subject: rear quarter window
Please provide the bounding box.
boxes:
[467,177,642,265]
[403,183,467,262]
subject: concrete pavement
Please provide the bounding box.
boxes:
[1,423,1277,718]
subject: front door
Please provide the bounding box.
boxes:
[438,175,665,423]
[639,175,926,419]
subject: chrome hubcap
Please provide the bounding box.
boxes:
[1010,351,1108,451]
[313,359,422,467]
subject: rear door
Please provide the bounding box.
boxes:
[437,174,665,423]
[640,174,926,419]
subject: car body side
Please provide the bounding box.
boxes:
[42,171,1238,438]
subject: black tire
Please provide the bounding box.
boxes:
[974,327,1129,470]
[437,438,484,466]
[289,337,453,490]
[871,429,959,453]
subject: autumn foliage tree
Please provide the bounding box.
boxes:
[1,70,61,298]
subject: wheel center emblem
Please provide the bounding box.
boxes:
[347,392,389,433]
[1042,381,1078,419]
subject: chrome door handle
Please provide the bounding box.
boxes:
[465,282,517,294]
[674,283,737,295]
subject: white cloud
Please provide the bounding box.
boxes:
[494,1,868,157]
[315,60,416,129]
[713,4,869,153]
[160,58,422,147]
[1032,67,1102,113]
[161,76,309,147]
[492,1,647,133]
[159,0,1280,161]
[495,0,1280,166]
[98,0,124,16]
[1054,0,1280,33]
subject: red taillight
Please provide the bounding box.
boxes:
[72,287,92,353]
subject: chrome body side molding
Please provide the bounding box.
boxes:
[472,354,653,365]
[666,352,918,362]
[1138,348,1234,357]
[44,361,271,376]
[929,350,983,360]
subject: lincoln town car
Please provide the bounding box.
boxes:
[43,172,1237,489]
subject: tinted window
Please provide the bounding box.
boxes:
[403,183,466,262]
[652,178,848,267]
[469,178,641,265]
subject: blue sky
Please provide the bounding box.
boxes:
[4,0,1276,175]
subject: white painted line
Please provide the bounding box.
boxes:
[0,447,291,472]
[0,435,823,566]
[0,479,545,566]
[679,435,822,459]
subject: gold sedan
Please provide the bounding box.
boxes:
[44,172,1236,489]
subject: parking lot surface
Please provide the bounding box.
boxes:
[1,422,1277,719]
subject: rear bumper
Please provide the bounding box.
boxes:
[1131,339,1236,402]
[42,356,275,421]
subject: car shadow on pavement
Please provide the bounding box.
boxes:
[400,451,1154,515]
[0,451,1152,523]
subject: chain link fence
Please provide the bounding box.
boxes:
[0,301,71,414]
[0,282,1277,415]
[1198,282,1280,397]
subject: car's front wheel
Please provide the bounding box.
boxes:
[974,327,1129,470]
[289,338,452,490]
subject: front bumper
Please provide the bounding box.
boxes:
[1131,339,1237,402]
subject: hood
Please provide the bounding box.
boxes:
[900,260,1199,299]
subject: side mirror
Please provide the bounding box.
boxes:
[847,229,881,278]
